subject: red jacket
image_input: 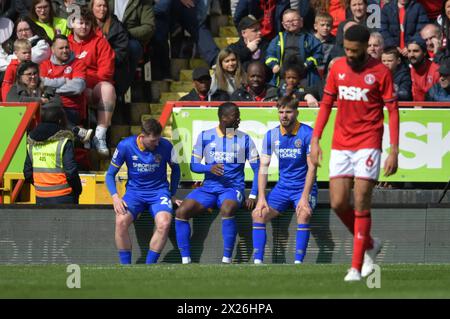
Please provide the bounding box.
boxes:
[410,59,440,101]
[68,31,115,89]
[416,0,441,20]
[2,59,19,101]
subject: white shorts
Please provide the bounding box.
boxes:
[329,148,381,181]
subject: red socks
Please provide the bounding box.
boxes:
[351,210,372,271]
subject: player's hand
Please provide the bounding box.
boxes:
[383,151,398,177]
[296,196,312,219]
[253,199,269,218]
[272,65,280,74]
[310,137,322,168]
[245,197,257,210]
[210,163,224,176]
[304,94,319,107]
[112,194,128,215]
[172,196,183,207]
[180,0,195,8]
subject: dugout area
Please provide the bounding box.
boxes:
[0,202,449,265]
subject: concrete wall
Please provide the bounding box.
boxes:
[1,204,449,264]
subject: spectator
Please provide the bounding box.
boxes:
[426,61,450,101]
[179,66,229,102]
[0,0,16,20]
[265,9,323,87]
[53,0,87,19]
[108,0,154,83]
[2,39,32,101]
[152,0,218,80]
[277,62,320,106]
[228,15,270,73]
[6,60,51,103]
[91,0,129,98]
[310,0,347,36]
[416,0,441,21]
[210,48,245,97]
[328,20,358,62]
[407,36,439,101]
[313,11,336,76]
[0,16,51,73]
[381,46,412,101]
[380,0,429,58]
[367,32,384,60]
[30,0,70,40]
[231,61,278,102]
[335,0,380,48]
[68,7,115,157]
[15,0,32,17]
[420,23,444,61]
[24,104,82,204]
[40,34,91,142]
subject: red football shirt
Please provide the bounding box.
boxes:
[410,59,440,101]
[314,57,398,150]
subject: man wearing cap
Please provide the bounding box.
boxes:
[407,35,439,101]
[179,67,229,102]
[426,62,450,102]
[228,15,270,73]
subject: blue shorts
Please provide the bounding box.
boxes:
[123,188,173,220]
[185,186,244,210]
[267,185,317,214]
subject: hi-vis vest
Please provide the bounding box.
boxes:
[29,138,72,198]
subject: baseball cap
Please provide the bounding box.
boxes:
[192,67,211,81]
[439,62,450,76]
[407,35,427,52]
[238,15,260,32]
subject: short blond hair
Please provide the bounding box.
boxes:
[314,12,333,25]
[13,39,31,52]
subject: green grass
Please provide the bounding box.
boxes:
[1,264,450,298]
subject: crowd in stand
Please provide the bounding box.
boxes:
[0,0,449,170]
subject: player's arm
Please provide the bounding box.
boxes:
[169,146,182,206]
[384,99,399,177]
[296,155,317,218]
[382,70,400,177]
[245,136,260,210]
[190,132,223,176]
[311,63,337,167]
[105,146,127,215]
[253,130,272,216]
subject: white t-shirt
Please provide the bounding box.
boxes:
[114,0,130,22]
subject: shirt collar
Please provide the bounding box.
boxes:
[136,135,146,151]
[280,121,300,136]
[216,127,235,138]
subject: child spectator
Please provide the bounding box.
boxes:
[2,39,32,101]
[381,47,412,101]
[313,12,336,77]
[265,9,323,87]
[277,62,320,107]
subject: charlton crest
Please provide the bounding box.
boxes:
[64,66,73,74]
[364,74,375,85]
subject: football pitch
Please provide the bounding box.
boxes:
[1,264,450,298]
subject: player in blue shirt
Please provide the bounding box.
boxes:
[106,119,181,265]
[175,102,260,264]
[252,96,318,264]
